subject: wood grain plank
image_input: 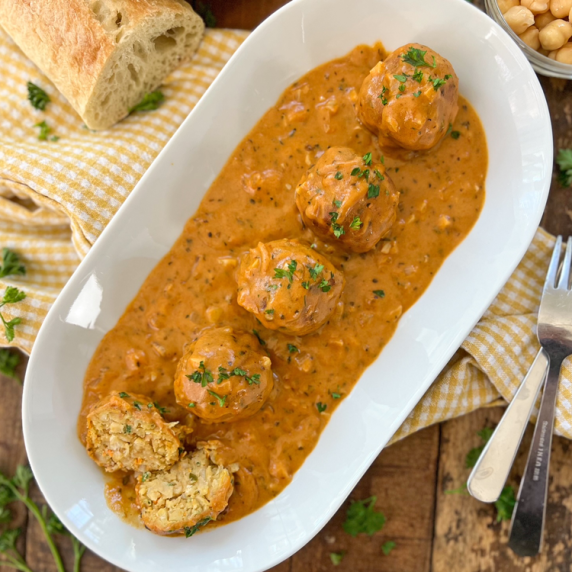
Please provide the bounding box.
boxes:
[0,352,29,572]
[433,407,572,571]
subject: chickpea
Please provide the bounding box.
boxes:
[550,0,572,18]
[504,6,536,34]
[535,11,557,28]
[555,41,572,62]
[548,49,558,58]
[539,18,572,49]
[522,0,550,14]
[497,0,519,13]
[519,25,542,49]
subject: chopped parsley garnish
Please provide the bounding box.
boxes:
[359,169,370,180]
[429,76,449,91]
[189,473,198,482]
[368,184,380,199]
[334,171,343,180]
[316,402,327,413]
[363,152,372,166]
[129,90,165,113]
[309,263,324,280]
[119,392,130,398]
[142,472,151,482]
[495,485,516,522]
[330,212,345,238]
[27,82,50,110]
[302,281,310,289]
[393,74,408,83]
[382,540,396,555]
[287,344,299,354]
[451,130,461,139]
[413,69,424,82]
[153,402,167,414]
[351,167,361,176]
[380,96,388,105]
[264,308,274,315]
[414,91,422,98]
[0,249,25,279]
[333,199,342,208]
[331,392,341,399]
[401,47,434,68]
[466,427,494,468]
[557,149,572,187]
[319,279,331,292]
[0,286,26,342]
[217,366,260,385]
[0,349,20,384]
[133,401,142,411]
[207,389,227,407]
[124,425,132,434]
[187,361,213,387]
[399,84,406,93]
[252,329,266,346]
[274,260,297,283]
[188,402,195,408]
[395,94,401,99]
[343,496,386,537]
[373,290,385,298]
[350,217,362,230]
[184,517,212,537]
[374,170,384,181]
[330,552,345,566]
[34,121,58,142]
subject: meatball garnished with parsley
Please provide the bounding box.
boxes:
[295,147,399,253]
[358,44,459,151]
[236,238,344,335]
[174,327,273,423]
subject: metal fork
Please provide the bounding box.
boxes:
[509,236,572,557]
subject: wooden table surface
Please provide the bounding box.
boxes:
[3,1,572,571]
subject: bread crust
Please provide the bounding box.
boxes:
[0,0,204,129]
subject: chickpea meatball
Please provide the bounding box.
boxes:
[237,239,344,335]
[136,447,233,535]
[86,392,184,473]
[174,327,273,423]
[295,147,399,253]
[357,44,459,152]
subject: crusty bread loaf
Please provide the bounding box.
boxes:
[0,0,205,129]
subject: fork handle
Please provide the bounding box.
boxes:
[508,355,563,557]
[467,349,549,503]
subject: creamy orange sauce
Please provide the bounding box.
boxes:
[80,43,487,528]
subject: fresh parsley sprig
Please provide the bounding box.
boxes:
[557,148,572,187]
[401,47,436,69]
[0,349,20,384]
[129,91,165,113]
[343,496,386,537]
[27,82,50,111]
[46,512,86,572]
[0,250,25,279]
[0,287,26,342]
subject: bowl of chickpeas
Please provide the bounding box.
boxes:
[486,0,572,77]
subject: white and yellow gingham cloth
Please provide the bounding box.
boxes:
[0,28,566,439]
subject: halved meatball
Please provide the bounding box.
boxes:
[358,43,459,151]
[236,238,344,335]
[295,147,399,253]
[174,327,273,423]
[136,447,233,535]
[86,392,184,473]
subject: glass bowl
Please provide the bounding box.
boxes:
[485,0,572,78]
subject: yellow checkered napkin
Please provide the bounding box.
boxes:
[0,28,565,439]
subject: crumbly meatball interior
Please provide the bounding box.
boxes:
[174,327,274,423]
[358,43,459,151]
[86,392,183,473]
[295,146,399,253]
[137,448,233,534]
[236,238,345,335]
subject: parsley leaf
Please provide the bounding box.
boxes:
[0,287,26,341]
[274,260,297,283]
[466,426,494,468]
[187,361,213,387]
[401,47,432,68]
[495,485,516,522]
[129,91,165,113]
[368,184,380,199]
[393,74,408,83]
[373,290,385,298]
[343,496,386,537]
[382,540,396,555]
[0,349,20,383]
[451,130,461,139]
[330,212,345,238]
[207,389,227,407]
[350,216,362,230]
[309,263,324,280]
[413,69,424,82]
[318,279,331,292]
[27,82,50,110]
[330,552,345,566]
[34,121,52,141]
[0,249,25,279]
[374,170,385,181]
[287,344,299,354]
[252,329,266,346]
[184,517,212,537]
[351,167,361,176]
[363,152,373,165]
[334,171,343,180]
[429,76,448,90]
[557,148,572,187]
[316,402,327,413]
